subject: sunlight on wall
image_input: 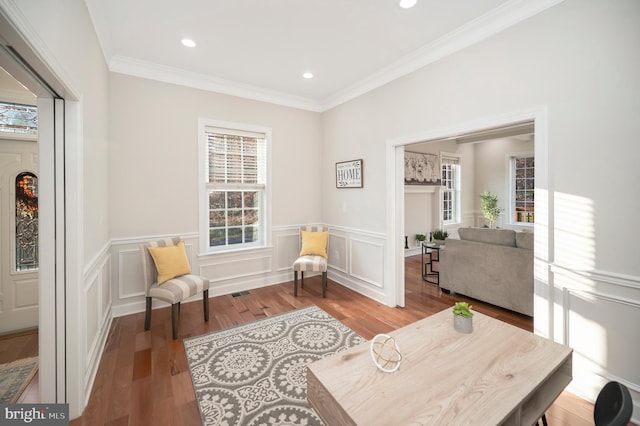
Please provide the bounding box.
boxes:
[562,282,610,400]
[534,188,548,261]
[533,188,549,336]
[554,192,595,271]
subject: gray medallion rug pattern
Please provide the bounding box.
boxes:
[184,305,365,426]
[0,356,38,403]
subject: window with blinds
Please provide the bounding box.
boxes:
[441,155,461,224]
[204,126,267,249]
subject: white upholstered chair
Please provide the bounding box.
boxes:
[293,226,329,297]
[140,237,209,339]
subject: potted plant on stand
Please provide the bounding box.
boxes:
[432,229,448,245]
[415,233,426,247]
[453,301,473,333]
[480,190,503,228]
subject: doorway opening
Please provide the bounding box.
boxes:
[0,15,73,406]
[0,65,41,402]
[401,121,536,316]
[387,107,550,337]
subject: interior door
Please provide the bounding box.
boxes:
[0,116,39,335]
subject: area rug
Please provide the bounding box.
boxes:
[0,356,38,403]
[184,305,366,426]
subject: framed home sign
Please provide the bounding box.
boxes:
[336,159,363,188]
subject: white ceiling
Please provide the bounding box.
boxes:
[84,0,562,111]
[0,66,36,104]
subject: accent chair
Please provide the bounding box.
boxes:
[140,237,209,339]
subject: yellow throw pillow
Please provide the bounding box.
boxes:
[148,240,192,284]
[299,230,329,259]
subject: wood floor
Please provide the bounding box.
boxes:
[2,255,598,424]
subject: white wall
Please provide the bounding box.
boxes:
[322,0,640,417]
[108,74,331,314]
[14,0,110,262]
[108,73,322,237]
[107,73,390,311]
[404,189,433,250]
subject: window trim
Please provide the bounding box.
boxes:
[440,152,462,225]
[507,151,535,227]
[198,118,272,254]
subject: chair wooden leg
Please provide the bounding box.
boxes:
[294,271,298,296]
[322,272,327,298]
[144,297,152,330]
[171,303,179,340]
[301,271,305,288]
[203,290,209,321]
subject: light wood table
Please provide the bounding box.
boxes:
[307,309,572,425]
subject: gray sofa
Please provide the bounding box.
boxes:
[440,228,534,317]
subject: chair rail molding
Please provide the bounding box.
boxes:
[550,263,640,418]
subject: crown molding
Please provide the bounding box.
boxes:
[320,0,565,111]
[109,55,323,112]
[105,0,563,113]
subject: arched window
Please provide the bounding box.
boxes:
[16,172,38,271]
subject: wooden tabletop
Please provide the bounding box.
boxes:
[307,308,572,425]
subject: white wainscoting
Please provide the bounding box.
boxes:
[110,229,303,317]
[111,234,203,316]
[551,265,640,422]
[326,225,388,304]
[81,245,112,406]
[109,225,390,317]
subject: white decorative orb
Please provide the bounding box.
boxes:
[370,334,402,373]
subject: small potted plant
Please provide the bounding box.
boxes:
[452,301,473,333]
[432,229,449,245]
[415,233,426,246]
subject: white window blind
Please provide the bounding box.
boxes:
[205,127,266,187]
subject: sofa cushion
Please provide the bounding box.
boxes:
[458,228,516,247]
[516,231,534,250]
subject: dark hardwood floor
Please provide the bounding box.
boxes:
[1,255,597,424]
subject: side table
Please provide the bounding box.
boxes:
[421,242,443,285]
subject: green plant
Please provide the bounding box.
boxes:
[453,301,474,318]
[415,233,426,242]
[480,190,503,228]
[432,229,449,240]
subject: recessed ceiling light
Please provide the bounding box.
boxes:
[302,72,314,79]
[399,0,417,8]
[181,38,196,48]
